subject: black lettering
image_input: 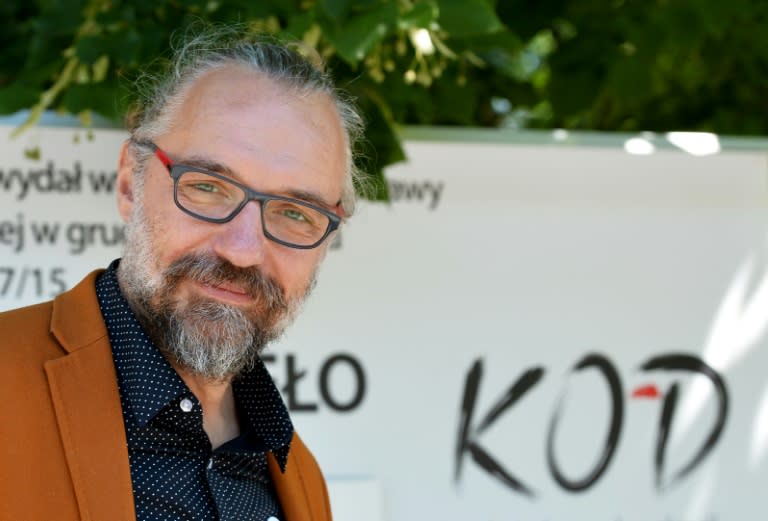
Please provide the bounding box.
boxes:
[427,181,444,210]
[59,163,82,192]
[454,358,543,497]
[87,168,117,193]
[0,267,12,296]
[49,267,67,296]
[0,168,29,199]
[66,222,86,254]
[0,214,24,253]
[387,180,445,209]
[640,354,728,491]
[546,353,623,492]
[0,163,88,200]
[65,222,125,254]
[282,354,318,412]
[30,221,60,245]
[35,163,54,194]
[0,168,22,192]
[319,353,366,412]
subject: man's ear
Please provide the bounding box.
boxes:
[116,140,137,222]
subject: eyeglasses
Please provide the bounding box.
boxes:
[139,140,342,249]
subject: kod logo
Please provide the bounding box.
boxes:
[454,353,728,497]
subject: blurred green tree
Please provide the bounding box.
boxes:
[1,0,766,198]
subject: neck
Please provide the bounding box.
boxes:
[174,365,241,450]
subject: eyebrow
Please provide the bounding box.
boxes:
[176,154,338,209]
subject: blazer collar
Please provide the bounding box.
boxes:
[50,269,109,353]
[45,270,136,521]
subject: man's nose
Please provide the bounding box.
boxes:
[211,201,268,267]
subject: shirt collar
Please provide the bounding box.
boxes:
[233,362,294,469]
[96,259,293,470]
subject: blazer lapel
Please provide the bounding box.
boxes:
[44,271,135,521]
[269,449,313,521]
[268,433,332,521]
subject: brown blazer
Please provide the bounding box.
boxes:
[0,270,332,521]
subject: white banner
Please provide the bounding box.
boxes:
[2,124,768,521]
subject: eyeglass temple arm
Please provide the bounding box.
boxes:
[148,143,173,171]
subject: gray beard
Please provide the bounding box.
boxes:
[117,193,313,382]
[156,292,267,381]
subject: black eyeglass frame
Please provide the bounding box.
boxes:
[139,140,342,250]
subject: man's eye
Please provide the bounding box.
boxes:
[191,182,219,193]
[282,208,310,222]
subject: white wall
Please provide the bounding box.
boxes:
[2,124,768,520]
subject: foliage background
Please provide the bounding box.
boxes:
[1,0,766,198]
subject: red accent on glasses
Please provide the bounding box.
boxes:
[152,145,173,168]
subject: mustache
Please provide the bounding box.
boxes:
[161,253,287,310]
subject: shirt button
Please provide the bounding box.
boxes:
[180,398,194,412]
[207,457,214,469]
[266,517,279,521]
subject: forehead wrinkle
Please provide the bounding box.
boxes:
[177,154,237,178]
[175,131,330,185]
[281,189,337,209]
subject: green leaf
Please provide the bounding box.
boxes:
[94,4,137,26]
[606,54,653,100]
[281,12,315,40]
[61,83,119,120]
[546,66,601,117]
[399,2,439,29]
[451,32,525,78]
[349,85,406,201]
[324,3,397,66]
[496,0,565,41]
[437,0,503,37]
[545,34,608,117]
[0,83,40,115]
[320,0,353,24]
[110,29,143,64]
[24,147,41,160]
[432,76,477,125]
[35,0,87,36]
[92,55,110,82]
[75,35,108,65]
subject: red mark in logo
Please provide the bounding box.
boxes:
[632,384,661,399]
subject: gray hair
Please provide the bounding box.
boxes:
[127,26,365,216]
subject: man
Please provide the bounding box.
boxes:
[0,28,363,521]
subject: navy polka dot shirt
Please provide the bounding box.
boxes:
[96,261,294,521]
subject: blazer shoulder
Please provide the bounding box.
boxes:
[0,298,53,325]
[0,300,62,363]
[0,268,107,366]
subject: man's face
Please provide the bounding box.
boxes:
[115,66,347,381]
